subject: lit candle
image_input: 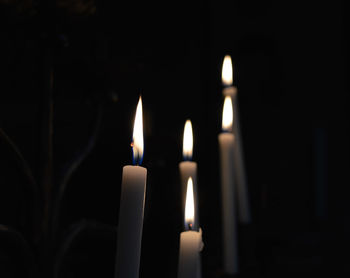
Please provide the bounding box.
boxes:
[222,55,251,224]
[178,177,204,278]
[218,96,239,274]
[115,97,147,278]
[179,120,199,230]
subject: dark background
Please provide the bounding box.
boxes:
[0,0,348,277]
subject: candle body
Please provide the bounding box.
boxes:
[179,161,199,230]
[178,230,203,278]
[223,86,251,224]
[115,165,147,278]
[218,133,238,274]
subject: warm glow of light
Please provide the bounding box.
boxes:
[132,96,144,165]
[183,120,193,160]
[222,55,233,86]
[222,96,233,132]
[185,177,195,229]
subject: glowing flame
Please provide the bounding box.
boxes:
[132,96,144,165]
[183,120,193,160]
[222,55,233,86]
[185,177,195,229]
[222,96,233,132]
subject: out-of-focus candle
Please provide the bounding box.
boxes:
[221,55,251,224]
[218,96,239,274]
[179,120,199,230]
[178,177,204,278]
[115,97,147,278]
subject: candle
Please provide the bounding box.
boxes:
[178,177,204,278]
[115,97,147,278]
[222,55,251,224]
[179,120,199,230]
[218,96,239,274]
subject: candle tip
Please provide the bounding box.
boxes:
[222,96,233,132]
[222,55,233,86]
[132,96,144,165]
[183,120,193,160]
[185,177,195,229]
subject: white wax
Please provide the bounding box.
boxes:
[223,86,251,224]
[218,133,239,274]
[177,229,203,278]
[115,165,147,278]
[179,161,199,230]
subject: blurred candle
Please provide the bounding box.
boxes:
[222,55,251,224]
[218,96,239,274]
[115,97,147,278]
[178,177,204,278]
[179,120,199,230]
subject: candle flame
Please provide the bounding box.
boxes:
[222,55,233,86]
[183,120,193,160]
[222,96,233,132]
[185,177,195,229]
[132,96,144,165]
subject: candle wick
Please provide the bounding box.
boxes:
[222,128,233,134]
[188,223,193,230]
[131,141,142,166]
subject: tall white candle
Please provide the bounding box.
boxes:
[179,120,199,230]
[115,97,147,278]
[178,177,204,278]
[218,96,239,274]
[222,55,251,224]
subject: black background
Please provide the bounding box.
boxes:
[0,0,348,277]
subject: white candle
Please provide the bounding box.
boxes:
[115,97,147,278]
[179,120,199,230]
[178,177,204,278]
[222,55,251,224]
[218,96,239,274]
